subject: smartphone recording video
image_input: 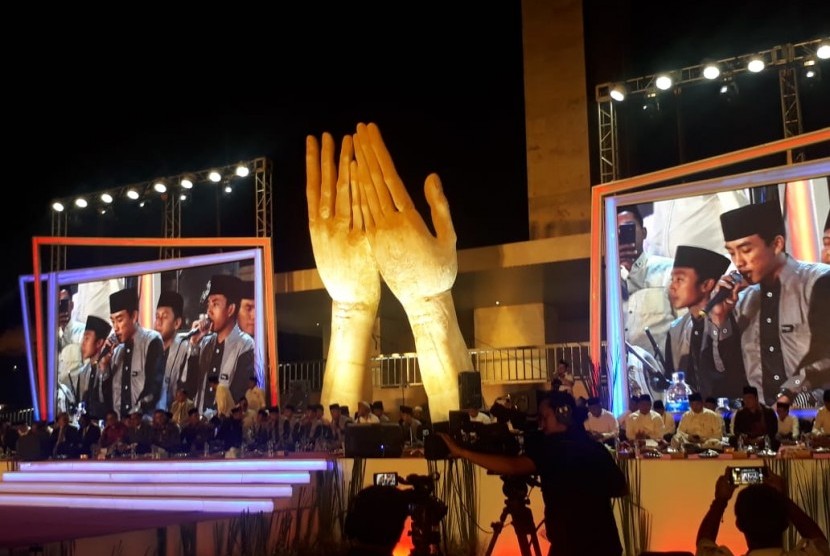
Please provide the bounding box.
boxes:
[373,472,398,487]
[729,466,766,485]
[618,222,636,245]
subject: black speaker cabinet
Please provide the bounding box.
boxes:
[458,370,483,410]
[344,423,404,458]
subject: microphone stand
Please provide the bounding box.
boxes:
[625,342,669,391]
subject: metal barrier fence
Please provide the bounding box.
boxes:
[278,342,607,396]
[0,408,35,426]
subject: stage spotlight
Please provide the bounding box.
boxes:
[52,202,65,212]
[609,83,626,101]
[180,194,187,201]
[655,74,672,90]
[747,56,765,73]
[126,189,140,200]
[235,164,250,177]
[703,64,720,80]
[101,193,113,204]
[719,79,739,102]
[818,43,830,60]
[153,181,167,194]
[99,209,107,215]
[641,92,661,113]
[139,201,146,208]
[74,198,88,209]
[180,177,194,189]
[208,171,222,183]
[224,185,233,194]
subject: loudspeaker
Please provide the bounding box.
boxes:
[344,423,404,458]
[458,371,482,410]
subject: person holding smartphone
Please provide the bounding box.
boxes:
[696,466,829,555]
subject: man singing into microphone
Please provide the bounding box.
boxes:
[184,275,255,416]
[664,245,745,400]
[100,287,165,418]
[709,201,830,407]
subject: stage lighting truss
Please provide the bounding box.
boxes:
[49,160,260,215]
[595,38,828,103]
[594,37,829,183]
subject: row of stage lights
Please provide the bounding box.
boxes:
[606,42,830,102]
[51,163,252,213]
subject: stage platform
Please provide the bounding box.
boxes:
[0,455,827,555]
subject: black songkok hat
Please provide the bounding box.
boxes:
[371,401,384,411]
[208,275,242,307]
[720,201,785,242]
[84,315,110,340]
[156,291,184,318]
[689,392,703,403]
[673,245,731,281]
[742,385,758,397]
[240,280,255,301]
[109,288,138,314]
[400,405,413,415]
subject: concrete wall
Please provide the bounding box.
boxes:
[523,0,592,239]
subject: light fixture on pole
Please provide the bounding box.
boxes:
[609,83,626,102]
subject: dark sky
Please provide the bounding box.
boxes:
[2,3,829,404]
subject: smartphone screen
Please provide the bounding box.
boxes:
[730,467,766,485]
[618,222,636,245]
[373,472,398,486]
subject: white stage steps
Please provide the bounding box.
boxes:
[0,458,330,513]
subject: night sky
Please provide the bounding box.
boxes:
[2,3,828,405]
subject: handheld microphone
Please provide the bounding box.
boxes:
[699,270,743,317]
[185,315,212,339]
[97,333,118,360]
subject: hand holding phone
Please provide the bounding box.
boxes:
[373,472,398,487]
[728,466,767,485]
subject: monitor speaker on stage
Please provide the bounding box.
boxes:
[458,370,482,410]
[344,423,404,458]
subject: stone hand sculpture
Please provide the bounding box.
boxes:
[307,132,379,410]
[352,122,472,421]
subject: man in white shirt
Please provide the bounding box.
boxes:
[618,396,640,439]
[624,395,665,441]
[618,205,678,358]
[467,407,492,424]
[775,399,800,441]
[675,392,723,446]
[811,390,830,435]
[356,401,380,424]
[653,400,676,440]
[552,360,575,394]
[585,397,618,443]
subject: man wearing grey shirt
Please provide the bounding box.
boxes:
[708,201,830,406]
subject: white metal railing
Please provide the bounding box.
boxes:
[278,342,605,394]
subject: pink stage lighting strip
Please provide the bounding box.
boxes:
[18,459,330,472]
[0,483,292,498]
[2,472,311,484]
[0,494,274,513]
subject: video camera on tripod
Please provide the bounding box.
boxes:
[373,472,448,556]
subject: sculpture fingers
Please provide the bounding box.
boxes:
[366,122,414,212]
[305,135,321,223]
[334,135,353,221]
[356,122,396,217]
[319,132,336,220]
[424,173,457,245]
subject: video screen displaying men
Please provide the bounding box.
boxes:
[45,256,263,421]
[614,184,829,409]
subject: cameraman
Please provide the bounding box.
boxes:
[344,485,410,556]
[439,391,627,556]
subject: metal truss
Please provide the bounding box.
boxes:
[161,192,181,259]
[594,38,828,182]
[50,209,67,272]
[254,157,273,238]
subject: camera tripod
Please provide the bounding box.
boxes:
[483,477,543,556]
